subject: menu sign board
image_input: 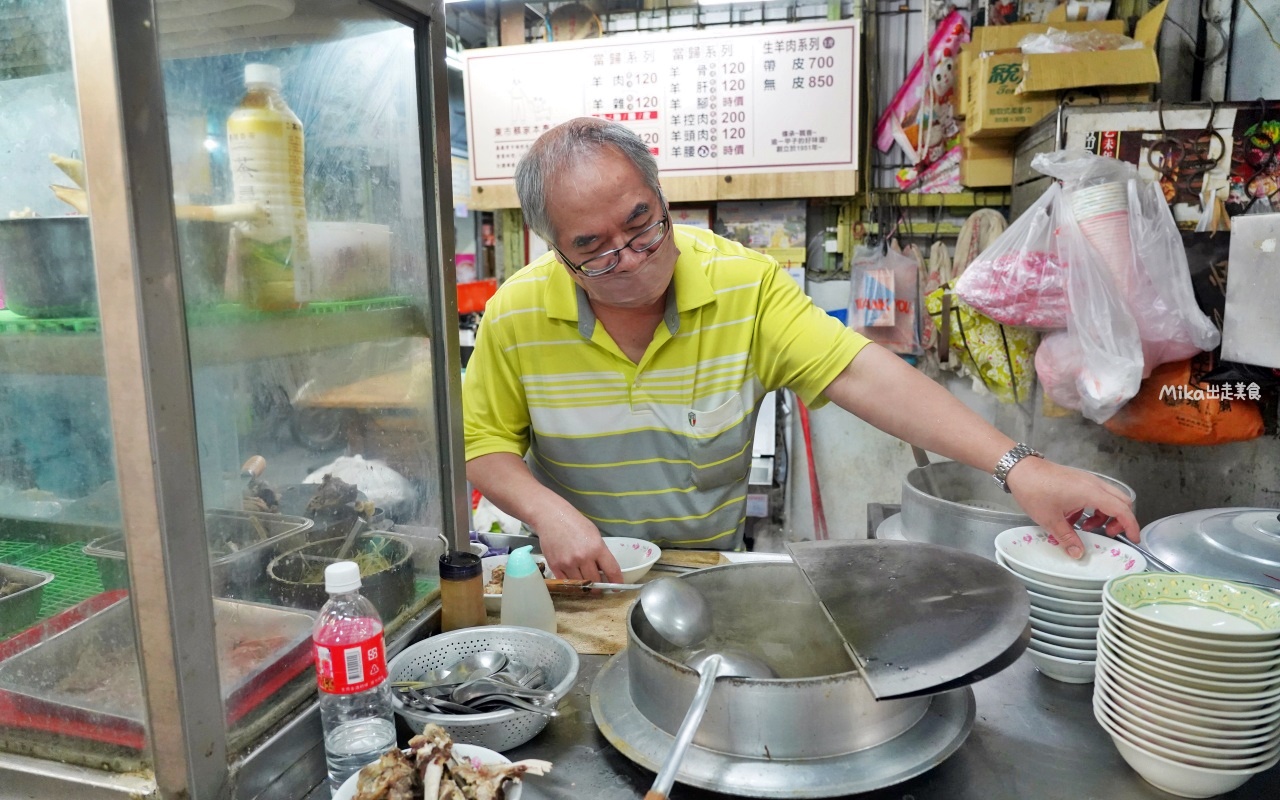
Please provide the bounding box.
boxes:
[462,20,859,186]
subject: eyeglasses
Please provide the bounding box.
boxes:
[553,211,670,278]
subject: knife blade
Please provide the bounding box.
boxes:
[544,579,643,593]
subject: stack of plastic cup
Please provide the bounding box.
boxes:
[1068,181,1134,296]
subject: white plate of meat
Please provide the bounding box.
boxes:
[334,724,551,800]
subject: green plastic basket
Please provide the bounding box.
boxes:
[18,543,106,619]
[0,540,41,565]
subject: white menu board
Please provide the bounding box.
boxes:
[463,20,859,186]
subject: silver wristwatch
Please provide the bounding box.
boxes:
[993,443,1043,493]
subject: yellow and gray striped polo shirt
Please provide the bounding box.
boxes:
[463,225,869,549]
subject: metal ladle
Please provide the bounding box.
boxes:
[639,577,713,649]
[644,649,777,800]
[334,517,365,561]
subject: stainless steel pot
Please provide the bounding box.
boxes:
[899,461,1136,559]
[626,563,930,759]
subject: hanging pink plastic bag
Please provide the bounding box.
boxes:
[1033,149,1220,370]
[849,243,923,356]
[954,185,1067,329]
[1033,197,1144,423]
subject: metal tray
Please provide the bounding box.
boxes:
[0,595,315,742]
[82,508,313,598]
[0,564,55,638]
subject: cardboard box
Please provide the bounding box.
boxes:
[964,1,1169,139]
[1019,1,1169,95]
[966,51,1060,139]
[960,137,1015,188]
[958,20,1121,124]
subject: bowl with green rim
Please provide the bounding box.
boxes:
[1104,573,1280,642]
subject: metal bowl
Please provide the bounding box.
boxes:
[899,461,1136,559]
[0,216,230,318]
[0,217,97,318]
[626,562,930,759]
[266,531,414,621]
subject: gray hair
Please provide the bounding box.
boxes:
[515,117,661,244]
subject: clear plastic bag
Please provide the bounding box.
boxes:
[1018,28,1142,55]
[1032,148,1137,193]
[1033,198,1144,423]
[1124,179,1222,367]
[954,184,1067,329]
[849,243,923,355]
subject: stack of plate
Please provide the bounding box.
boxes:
[1095,573,1280,798]
[995,527,1146,684]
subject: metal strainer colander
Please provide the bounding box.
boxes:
[387,625,578,751]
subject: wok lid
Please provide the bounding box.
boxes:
[1143,508,1280,589]
[786,539,1030,700]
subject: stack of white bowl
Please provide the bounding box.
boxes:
[1094,573,1280,798]
[994,526,1147,684]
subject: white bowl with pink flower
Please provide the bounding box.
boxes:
[996,526,1146,589]
[603,537,662,583]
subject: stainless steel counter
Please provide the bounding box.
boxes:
[506,652,1280,800]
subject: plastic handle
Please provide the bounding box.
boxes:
[648,654,721,798]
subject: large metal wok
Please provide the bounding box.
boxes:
[626,562,929,760]
[595,561,979,797]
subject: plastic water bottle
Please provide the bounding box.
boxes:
[226,62,310,310]
[313,561,397,793]
[500,545,557,633]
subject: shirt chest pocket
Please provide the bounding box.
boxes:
[686,393,752,490]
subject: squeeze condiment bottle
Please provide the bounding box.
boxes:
[500,545,557,633]
[439,551,485,631]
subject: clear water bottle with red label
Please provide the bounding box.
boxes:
[313,561,397,793]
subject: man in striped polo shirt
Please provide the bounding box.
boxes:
[462,118,1138,584]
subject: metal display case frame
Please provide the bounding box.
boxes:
[0,0,468,797]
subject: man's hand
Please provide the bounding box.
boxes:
[467,452,625,582]
[1005,457,1140,558]
[529,507,624,584]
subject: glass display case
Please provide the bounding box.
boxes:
[0,0,465,797]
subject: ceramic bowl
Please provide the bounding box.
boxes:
[1100,614,1280,674]
[1096,667,1280,734]
[603,537,661,583]
[1096,679,1280,748]
[1027,588,1104,616]
[1104,727,1276,798]
[1030,636,1096,661]
[1099,650,1280,721]
[1104,573,1280,641]
[1104,601,1280,653]
[1026,647,1095,684]
[993,552,1105,601]
[1095,698,1280,767]
[996,553,1104,602]
[996,526,1145,589]
[1029,603,1103,625]
[1031,615,1100,639]
[1097,642,1280,709]
[481,553,553,614]
[1099,623,1280,686]
[332,743,522,800]
[1032,625,1099,649]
